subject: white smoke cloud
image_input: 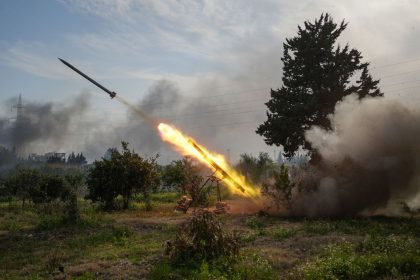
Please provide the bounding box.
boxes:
[291,94,420,217]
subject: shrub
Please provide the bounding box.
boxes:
[165,209,240,265]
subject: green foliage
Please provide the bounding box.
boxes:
[4,168,72,207]
[150,253,275,280]
[236,152,274,183]
[245,215,268,230]
[301,235,420,279]
[162,157,209,206]
[29,174,65,204]
[149,260,172,280]
[165,209,240,265]
[304,220,334,235]
[270,227,297,241]
[86,142,161,210]
[263,164,295,210]
[303,217,419,236]
[162,158,190,190]
[4,168,40,205]
[257,13,382,158]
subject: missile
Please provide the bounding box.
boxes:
[187,138,246,193]
[58,58,116,99]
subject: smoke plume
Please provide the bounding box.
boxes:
[291,94,420,217]
[0,93,90,156]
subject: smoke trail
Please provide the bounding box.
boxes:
[115,95,158,126]
[290,94,420,217]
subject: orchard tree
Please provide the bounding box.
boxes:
[162,157,208,206]
[86,142,160,210]
[257,13,382,160]
[5,168,40,206]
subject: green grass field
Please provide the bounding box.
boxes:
[0,193,419,279]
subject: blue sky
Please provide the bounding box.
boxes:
[1,0,420,161]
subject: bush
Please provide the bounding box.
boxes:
[165,209,240,265]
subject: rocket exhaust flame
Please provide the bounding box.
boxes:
[158,123,260,198]
[58,58,260,198]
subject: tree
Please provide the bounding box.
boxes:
[67,152,87,165]
[86,142,160,210]
[236,152,274,183]
[63,173,84,222]
[5,168,40,206]
[162,157,209,206]
[162,158,190,192]
[262,164,295,210]
[5,168,68,206]
[0,146,17,168]
[29,174,64,204]
[256,13,382,159]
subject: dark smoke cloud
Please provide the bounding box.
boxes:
[0,93,90,156]
[291,95,420,217]
[84,76,271,163]
[116,80,182,154]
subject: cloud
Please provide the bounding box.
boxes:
[0,43,75,79]
[2,0,420,161]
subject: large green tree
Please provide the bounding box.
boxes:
[257,13,382,159]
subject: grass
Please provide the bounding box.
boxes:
[1,198,419,279]
[270,227,298,241]
[0,200,176,279]
[149,253,275,280]
[301,235,420,279]
[303,217,419,236]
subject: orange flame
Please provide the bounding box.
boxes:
[158,123,260,198]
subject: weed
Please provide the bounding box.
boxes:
[166,209,240,265]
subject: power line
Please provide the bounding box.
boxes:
[376,68,420,79]
[381,78,420,87]
[372,57,420,69]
